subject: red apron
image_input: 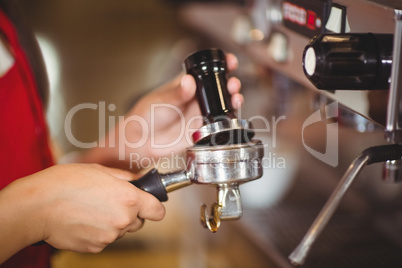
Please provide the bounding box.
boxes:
[0,8,54,268]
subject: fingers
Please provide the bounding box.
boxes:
[143,51,241,128]
[227,77,241,95]
[138,194,166,221]
[226,53,239,71]
[231,93,244,110]
[181,66,241,107]
[153,74,195,108]
[180,52,239,97]
[126,216,145,233]
[227,77,243,109]
[91,164,166,222]
[129,185,166,221]
[169,52,240,107]
[35,164,166,254]
[180,74,197,102]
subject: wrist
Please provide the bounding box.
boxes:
[0,174,48,262]
[11,175,48,242]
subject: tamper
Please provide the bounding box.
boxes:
[131,48,264,232]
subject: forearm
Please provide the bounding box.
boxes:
[0,177,44,264]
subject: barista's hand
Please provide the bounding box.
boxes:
[126,53,243,160]
[0,163,165,261]
[80,53,242,169]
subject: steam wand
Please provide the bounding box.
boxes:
[289,144,402,266]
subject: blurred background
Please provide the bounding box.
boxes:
[16,0,201,154]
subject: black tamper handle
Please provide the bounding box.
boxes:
[129,169,168,202]
[184,48,236,123]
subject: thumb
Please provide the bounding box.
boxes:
[156,74,196,107]
[180,74,197,103]
[160,53,238,106]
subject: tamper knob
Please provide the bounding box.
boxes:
[303,33,393,90]
[184,48,235,122]
[184,48,254,145]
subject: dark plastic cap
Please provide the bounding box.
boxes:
[184,48,226,71]
[130,168,168,202]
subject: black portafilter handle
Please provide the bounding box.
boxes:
[303,33,393,90]
[184,48,254,145]
[129,169,168,202]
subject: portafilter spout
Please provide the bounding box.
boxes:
[130,48,264,232]
[289,144,402,266]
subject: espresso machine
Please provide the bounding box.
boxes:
[263,0,402,265]
[175,0,402,267]
[244,0,402,266]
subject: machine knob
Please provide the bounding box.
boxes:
[303,33,393,90]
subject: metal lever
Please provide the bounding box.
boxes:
[289,153,369,266]
[289,144,402,266]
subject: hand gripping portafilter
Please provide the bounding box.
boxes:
[131,48,264,232]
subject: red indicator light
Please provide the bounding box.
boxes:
[307,11,317,30]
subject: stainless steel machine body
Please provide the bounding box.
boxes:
[251,0,402,265]
[246,0,402,265]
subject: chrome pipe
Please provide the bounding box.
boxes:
[289,153,370,266]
